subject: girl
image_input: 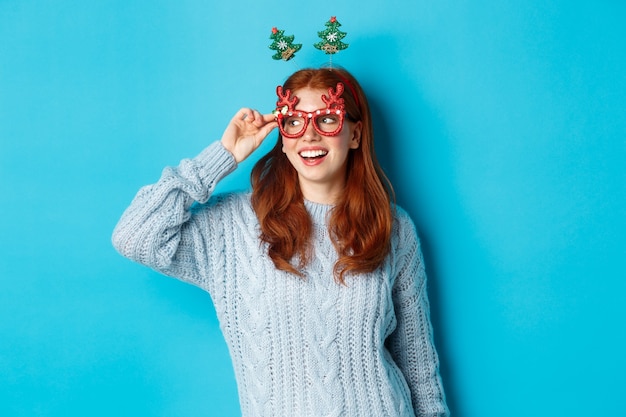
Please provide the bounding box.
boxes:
[112,68,449,417]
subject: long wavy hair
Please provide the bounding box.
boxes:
[251,68,394,283]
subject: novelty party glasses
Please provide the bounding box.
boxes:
[278,108,345,138]
[274,82,348,139]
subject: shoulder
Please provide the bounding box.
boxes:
[192,191,255,222]
[389,204,424,270]
[391,204,419,244]
[205,191,251,209]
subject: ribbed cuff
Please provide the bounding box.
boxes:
[193,141,238,199]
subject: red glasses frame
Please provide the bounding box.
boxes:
[274,82,347,139]
[276,108,346,138]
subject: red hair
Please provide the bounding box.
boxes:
[251,68,394,283]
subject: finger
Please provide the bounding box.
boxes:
[235,108,253,122]
[245,109,258,126]
[252,109,272,127]
[256,120,278,141]
[249,110,276,128]
[262,112,277,122]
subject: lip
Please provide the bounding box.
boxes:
[298,146,328,166]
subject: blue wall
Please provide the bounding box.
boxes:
[1,1,625,416]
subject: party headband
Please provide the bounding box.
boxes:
[269,16,349,62]
[268,17,359,107]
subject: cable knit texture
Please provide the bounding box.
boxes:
[112,141,449,417]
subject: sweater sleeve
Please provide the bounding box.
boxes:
[111,141,237,291]
[387,213,450,417]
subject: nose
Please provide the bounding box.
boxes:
[301,118,320,141]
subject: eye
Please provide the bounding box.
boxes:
[285,117,303,127]
[319,115,339,125]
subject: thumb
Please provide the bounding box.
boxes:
[257,120,278,142]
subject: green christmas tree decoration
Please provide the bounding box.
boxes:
[269,27,302,61]
[314,16,349,55]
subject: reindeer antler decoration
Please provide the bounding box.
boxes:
[321,83,345,111]
[275,85,299,114]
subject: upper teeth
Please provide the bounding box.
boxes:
[300,150,327,158]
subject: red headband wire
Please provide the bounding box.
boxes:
[334,72,360,109]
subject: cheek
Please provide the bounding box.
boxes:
[334,135,354,151]
[282,138,299,155]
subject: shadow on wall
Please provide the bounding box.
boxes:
[368,75,461,416]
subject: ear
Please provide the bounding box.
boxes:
[349,121,362,149]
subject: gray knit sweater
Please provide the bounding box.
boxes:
[112,141,449,417]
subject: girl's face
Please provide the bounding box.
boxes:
[281,87,362,204]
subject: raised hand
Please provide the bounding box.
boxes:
[220,108,277,163]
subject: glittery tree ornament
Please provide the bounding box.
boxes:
[269,27,302,61]
[313,16,349,55]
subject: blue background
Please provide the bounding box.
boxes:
[1,1,625,416]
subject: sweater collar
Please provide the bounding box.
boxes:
[304,199,334,226]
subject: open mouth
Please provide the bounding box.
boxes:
[299,149,328,162]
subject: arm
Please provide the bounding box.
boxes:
[111,141,236,288]
[111,108,277,289]
[387,215,450,417]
